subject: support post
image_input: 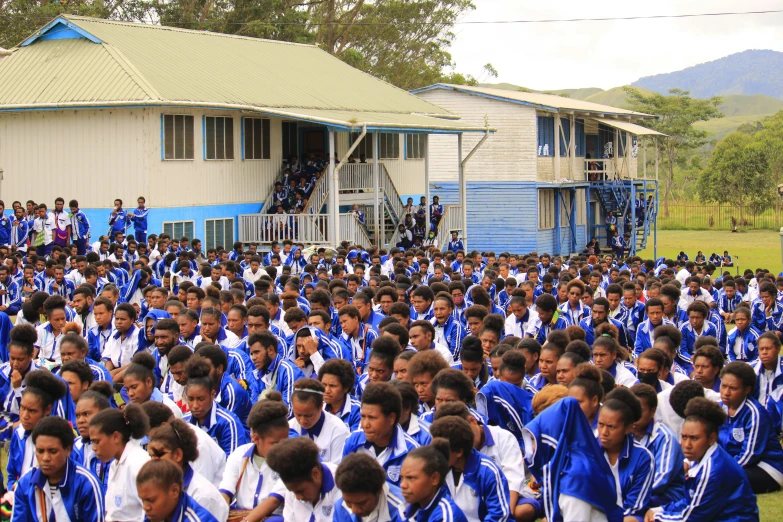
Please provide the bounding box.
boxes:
[425,134,431,233]
[630,181,636,256]
[643,136,647,179]
[458,134,466,250]
[570,115,576,179]
[554,190,561,255]
[554,116,561,181]
[570,187,577,254]
[328,129,337,244]
[372,132,380,247]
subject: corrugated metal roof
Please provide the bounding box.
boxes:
[0,15,453,120]
[412,83,653,118]
[257,107,490,131]
[594,117,666,136]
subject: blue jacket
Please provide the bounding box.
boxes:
[326,393,362,432]
[7,425,34,491]
[73,436,110,492]
[342,424,420,487]
[720,396,783,476]
[334,483,404,522]
[143,492,219,522]
[130,206,149,233]
[523,397,624,522]
[653,444,758,522]
[447,449,510,522]
[0,280,20,317]
[87,323,113,363]
[614,435,655,518]
[751,299,783,334]
[251,353,304,415]
[718,291,743,316]
[11,220,30,250]
[635,319,673,357]
[447,239,464,253]
[216,372,252,425]
[0,213,11,246]
[108,208,129,233]
[678,321,719,374]
[476,378,534,446]
[581,317,629,349]
[183,403,249,457]
[431,314,466,360]
[401,485,468,522]
[12,460,105,522]
[70,209,91,240]
[726,325,761,362]
[0,311,12,362]
[638,421,686,507]
[532,315,568,345]
[624,300,647,339]
[558,301,591,327]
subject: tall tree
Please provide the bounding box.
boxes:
[623,87,723,216]
[698,132,774,224]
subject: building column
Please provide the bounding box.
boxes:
[372,132,380,246]
[458,133,466,250]
[328,129,338,244]
[554,116,561,180]
[425,134,431,231]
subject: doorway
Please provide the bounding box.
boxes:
[300,127,327,157]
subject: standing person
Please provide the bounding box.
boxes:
[31,204,55,258]
[68,199,91,256]
[108,199,129,238]
[51,197,71,248]
[130,197,149,245]
[0,200,11,248]
[11,206,30,254]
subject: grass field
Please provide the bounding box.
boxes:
[638,229,783,273]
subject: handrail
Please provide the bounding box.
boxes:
[238,214,329,244]
[306,174,329,214]
[340,213,372,247]
[437,205,463,243]
[379,164,405,222]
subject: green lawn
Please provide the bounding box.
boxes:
[638,229,783,274]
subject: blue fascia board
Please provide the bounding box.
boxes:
[410,83,560,113]
[21,17,102,47]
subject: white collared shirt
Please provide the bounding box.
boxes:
[187,468,230,522]
[219,442,286,512]
[192,425,227,485]
[281,462,340,522]
[289,412,348,464]
[102,326,140,368]
[105,441,150,522]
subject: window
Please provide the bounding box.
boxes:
[405,134,425,159]
[379,133,399,159]
[205,218,234,250]
[162,221,194,240]
[576,119,586,157]
[559,118,570,157]
[282,122,297,158]
[163,115,195,160]
[350,132,373,158]
[204,116,234,160]
[243,118,271,160]
[537,116,554,156]
[538,189,554,229]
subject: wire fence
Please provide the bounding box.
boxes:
[658,201,783,230]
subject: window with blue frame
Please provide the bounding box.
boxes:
[405,134,425,159]
[559,118,570,156]
[537,116,554,156]
[242,117,271,160]
[576,119,586,156]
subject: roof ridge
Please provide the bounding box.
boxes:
[62,14,319,49]
[100,42,161,101]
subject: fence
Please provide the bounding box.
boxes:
[658,201,783,230]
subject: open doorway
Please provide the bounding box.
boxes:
[301,127,327,157]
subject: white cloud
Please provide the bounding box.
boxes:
[448,0,783,90]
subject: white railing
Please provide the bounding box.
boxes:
[239,214,329,244]
[380,164,405,221]
[584,158,620,181]
[437,205,463,239]
[339,163,374,191]
[307,174,329,214]
[340,213,373,247]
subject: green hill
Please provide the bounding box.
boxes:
[695,113,776,142]
[584,86,654,107]
[717,94,783,117]
[478,83,602,100]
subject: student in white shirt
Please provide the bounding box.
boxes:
[219,394,290,517]
[88,404,151,522]
[266,437,342,522]
[102,303,139,375]
[289,378,349,464]
[147,418,229,522]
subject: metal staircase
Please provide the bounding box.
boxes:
[592,179,657,256]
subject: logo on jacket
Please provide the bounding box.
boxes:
[322,505,333,516]
[732,427,745,443]
[114,495,123,507]
[387,465,401,483]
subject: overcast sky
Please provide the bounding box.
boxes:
[447,0,783,90]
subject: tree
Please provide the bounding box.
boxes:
[623,87,723,216]
[698,132,774,225]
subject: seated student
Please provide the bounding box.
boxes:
[409,320,455,365]
[527,338,564,390]
[11,416,105,522]
[635,348,675,394]
[147,419,229,522]
[342,382,419,487]
[338,305,378,374]
[428,416,510,522]
[248,331,304,414]
[160,345,193,414]
[266,437,343,522]
[219,396,288,521]
[727,306,761,362]
[193,343,251,425]
[476,351,535,445]
[525,294,567,344]
[752,331,783,418]
[59,359,95,405]
[318,358,361,432]
[646,398,759,522]
[89,404,151,522]
[34,295,70,365]
[58,332,112,383]
[407,350,450,417]
[692,344,725,394]
[719,361,783,494]
[392,379,432,446]
[356,336,401,398]
[630,384,686,508]
[87,297,116,362]
[431,292,466,360]
[183,356,249,457]
[122,352,183,419]
[580,297,629,349]
[516,338,541,382]
[334,453,405,522]
[452,337,490,390]
[558,279,591,326]
[556,346,587,387]
[677,301,719,374]
[652,326,690,385]
[102,302,140,378]
[634,298,669,357]
[289,378,349,464]
[568,364,605,436]
[399,440,468,522]
[136,459,219,522]
[597,387,655,520]
[6,370,69,493]
[73,382,114,491]
[592,325,638,387]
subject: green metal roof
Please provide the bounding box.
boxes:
[0,16,496,132]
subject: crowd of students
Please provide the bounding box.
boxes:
[0,197,779,521]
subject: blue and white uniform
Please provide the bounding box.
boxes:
[609,434,655,519]
[184,403,249,457]
[334,482,404,522]
[326,393,362,432]
[400,484,467,522]
[275,462,341,522]
[290,411,349,464]
[635,421,686,507]
[218,442,286,514]
[342,424,419,487]
[431,314,466,360]
[7,425,36,491]
[144,492,219,522]
[678,321,720,374]
[475,379,534,446]
[726,325,761,362]
[251,353,303,414]
[558,301,591,327]
[444,448,510,522]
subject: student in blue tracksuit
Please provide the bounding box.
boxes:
[399,440,468,522]
[136,459,219,522]
[12,416,105,522]
[726,307,761,362]
[630,384,686,507]
[558,279,591,326]
[476,350,534,445]
[248,331,304,414]
[182,359,249,457]
[646,397,759,522]
[7,370,69,492]
[580,297,630,349]
[342,382,419,487]
[447,232,464,254]
[719,362,783,493]
[678,301,719,374]
[635,298,671,357]
[194,344,251,425]
[431,294,466,360]
[73,382,114,492]
[393,379,432,447]
[68,199,91,255]
[108,198,130,236]
[130,196,149,244]
[525,294,568,345]
[334,453,405,522]
[318,358,361,431]
[428,416,510,522]
[752,332,783,420]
